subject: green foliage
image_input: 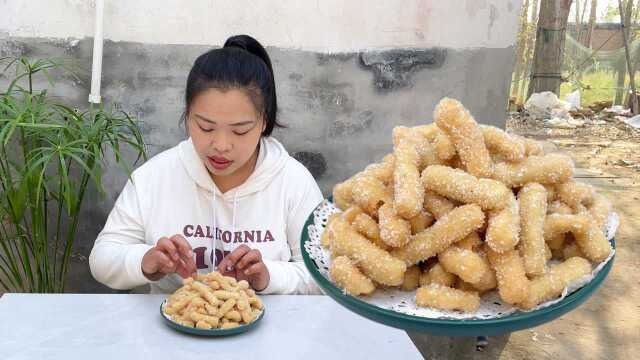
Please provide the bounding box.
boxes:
[0,57,147,292]
[560,69,640,105]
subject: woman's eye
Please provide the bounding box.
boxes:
[233,130,251,136]
[199,125,214,133]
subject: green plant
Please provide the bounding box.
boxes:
[0,57,146,292]
[560,69,640,105]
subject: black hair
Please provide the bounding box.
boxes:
[182,34,283,136]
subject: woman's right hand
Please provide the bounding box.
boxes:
[141,235,197,281]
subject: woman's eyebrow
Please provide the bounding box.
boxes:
[230,120,256,127]
[194,114,215,124]
[194,114,255,127]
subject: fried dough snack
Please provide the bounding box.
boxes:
[423,190,456,219]
[378,203,412,248]
[391,204,485,266]
[416,284,480,313]
[351,174,391,217]
[330,256,376,295]
[420,263,457,287]
[481,125,526,162]
[323,97,613,313]
[393,132,425,219]
[518,183,548,276]
[422,165,510,211]
[163,272,263,329]
[331,216,407,286]
[520,257,591,309]
[486,192,520,252]
[486,248,530,305]
[493,154,574,188]
[544,214,612,262]
[434,98,493,178]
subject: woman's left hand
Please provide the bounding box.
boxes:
[217,244,269,291]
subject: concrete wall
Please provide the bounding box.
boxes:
[0,0,521,293]
[3,0,519,51]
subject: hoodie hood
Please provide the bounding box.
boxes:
[178,136,289,201]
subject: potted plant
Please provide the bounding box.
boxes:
[0,57,147,292]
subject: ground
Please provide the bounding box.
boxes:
[409,114,640,359]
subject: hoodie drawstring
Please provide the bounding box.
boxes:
[212,189,240,273]
[211,190,217,272]
[232,190,239,236]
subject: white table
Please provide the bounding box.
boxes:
[0,294,422,360]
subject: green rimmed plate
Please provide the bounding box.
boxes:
[300,200,615,337]
[160,300,265,336]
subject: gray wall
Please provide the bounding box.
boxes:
[0,36,515,293]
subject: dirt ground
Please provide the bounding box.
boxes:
[409,115,640,359]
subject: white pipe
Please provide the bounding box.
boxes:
[88,0,104,104]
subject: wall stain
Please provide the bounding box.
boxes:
[291,151,327,179]
[360,48,447,91]
[329,110,375,137]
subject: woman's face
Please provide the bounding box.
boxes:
[188,88,265,180]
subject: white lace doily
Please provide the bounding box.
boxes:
[304,200,618,320]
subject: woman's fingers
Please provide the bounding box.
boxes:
[155,250,176,273]
[218,244,251,272]
[244,262,265,277]
[175,258,196,279]
[161,235,196,273]
[169,234,197,274]
[153,237,267,281]
[169,234,193,258]
[234,267,250,283]
[156,237,179,262]
[142,248,173,275]
[236,249,262,271]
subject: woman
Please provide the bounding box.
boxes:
[89,35,323,294]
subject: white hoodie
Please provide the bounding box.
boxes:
[89,136,324,294]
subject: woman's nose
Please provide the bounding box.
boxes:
[212,131,232,153]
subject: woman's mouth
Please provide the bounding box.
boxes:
[208,156,233,170]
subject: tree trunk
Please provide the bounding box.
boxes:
[575,0,581,42]
[512,0,531,100]
[572,0,582,62]
[578,0,589,44]
[627,46,640,113]
[577,0,597,81]
[527,0,573,98]
[614,0,634,105]
[624,0,638,112]
[619,0,639,114]
[520,0,540,101]
[614,57,627,105]
[585,0,597,48]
